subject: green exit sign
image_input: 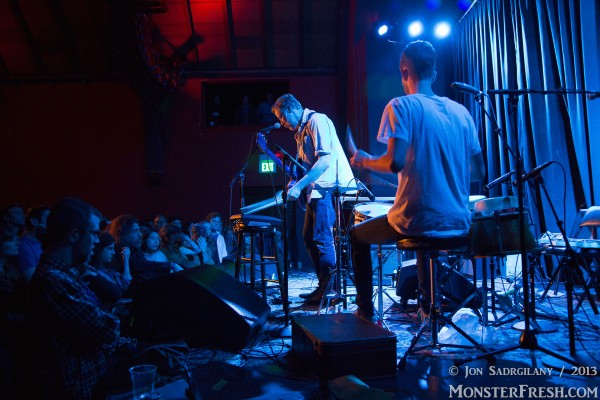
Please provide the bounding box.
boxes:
[259,154,275,174]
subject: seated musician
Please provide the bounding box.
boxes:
[349,40,485,321]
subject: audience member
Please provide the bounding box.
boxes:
[28,198,120,399]
[181,221,214,265]
[170,217,183,231]
[159,223,199,269]
[206,212,229,263]
[153,214,168,232]
[142,228,168,262]
[109,214,180,284]
[18,204,51,282]
[84,232,132,310]
[1,204,26,235]
[0,223,28,398]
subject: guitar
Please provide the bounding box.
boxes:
[257,133,307,208]
[257,132,299,183]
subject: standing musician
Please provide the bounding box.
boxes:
[265,94,355,305]
[349,40,485,321]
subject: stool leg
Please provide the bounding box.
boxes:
[235,232,243,281]
[250,233,256,291]
[430,256,439,344]
[377,245,384,322]
[259,232,267,298]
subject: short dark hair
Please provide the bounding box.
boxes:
[45,198,99,248]
[89,231,115,267]
[159,223,181,247]
[205,212,223,222]
[400,40,437,80]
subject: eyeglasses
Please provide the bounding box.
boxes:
[79,229,101,238]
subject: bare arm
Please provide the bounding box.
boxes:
[350,138,408,174]
[470,152,485,182]
[287,153,331,201]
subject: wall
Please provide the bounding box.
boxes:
[0,75,338,222]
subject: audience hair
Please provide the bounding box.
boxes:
[108,214,138,240]
[45,198,100,248]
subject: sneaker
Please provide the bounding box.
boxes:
[299,287,322,299]
[353,309,382,325]
[302,292,325,305]
[353,308,374,321]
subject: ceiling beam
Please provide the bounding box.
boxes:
[49,0,83,72]
[8,0,46,73]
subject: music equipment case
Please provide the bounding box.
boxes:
[291,313,397,380]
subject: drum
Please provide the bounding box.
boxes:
[473,196,518,214]
[352,202,392,225]
[468,195,486,211]
[471,197,536,256]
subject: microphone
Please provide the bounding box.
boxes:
[587,93,600,100]
[260,122,281,133]
[451,82,483,96]
[521,161,553,181]
[483,170,516,194]
[356,179,375,202]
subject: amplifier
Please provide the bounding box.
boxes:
[291,313,397,380]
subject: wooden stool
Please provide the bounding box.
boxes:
[232,217,286,304]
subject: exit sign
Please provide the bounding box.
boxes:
[259,154,275,174]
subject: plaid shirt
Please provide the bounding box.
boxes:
[29,255,120,399]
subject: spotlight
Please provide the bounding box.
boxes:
[377,24,390,36]
[433,21,451,39]
[407,21,424,37]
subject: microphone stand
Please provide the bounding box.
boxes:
[230,146,259,212]
[455,89,581,368]
[279,152,291,333]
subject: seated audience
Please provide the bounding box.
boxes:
[18,204,51,283]
[109,214,181,284]
[181,221,214,265]
[206,211,229,263]
[84,232,132,310]
[0,223,28,398]
[142,228,168,262]
[169,217,183,231]
[153,214,168,231]
[1,204,26,235]
[159,223,199,269]
[28,198,120,399]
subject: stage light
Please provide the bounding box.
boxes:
[407,21,424,37]
[433,21,451,39]
[377,24,390,36]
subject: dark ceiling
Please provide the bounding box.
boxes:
[0,0,348,85]
[0,0,471,86]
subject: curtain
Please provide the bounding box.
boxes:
[454,0,600,238]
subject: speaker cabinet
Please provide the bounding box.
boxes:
[132,265,271,351]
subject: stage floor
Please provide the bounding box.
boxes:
[110,266,600,400]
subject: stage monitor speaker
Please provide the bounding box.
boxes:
[132,265,271,352]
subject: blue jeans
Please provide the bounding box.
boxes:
[303,192,336,283]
